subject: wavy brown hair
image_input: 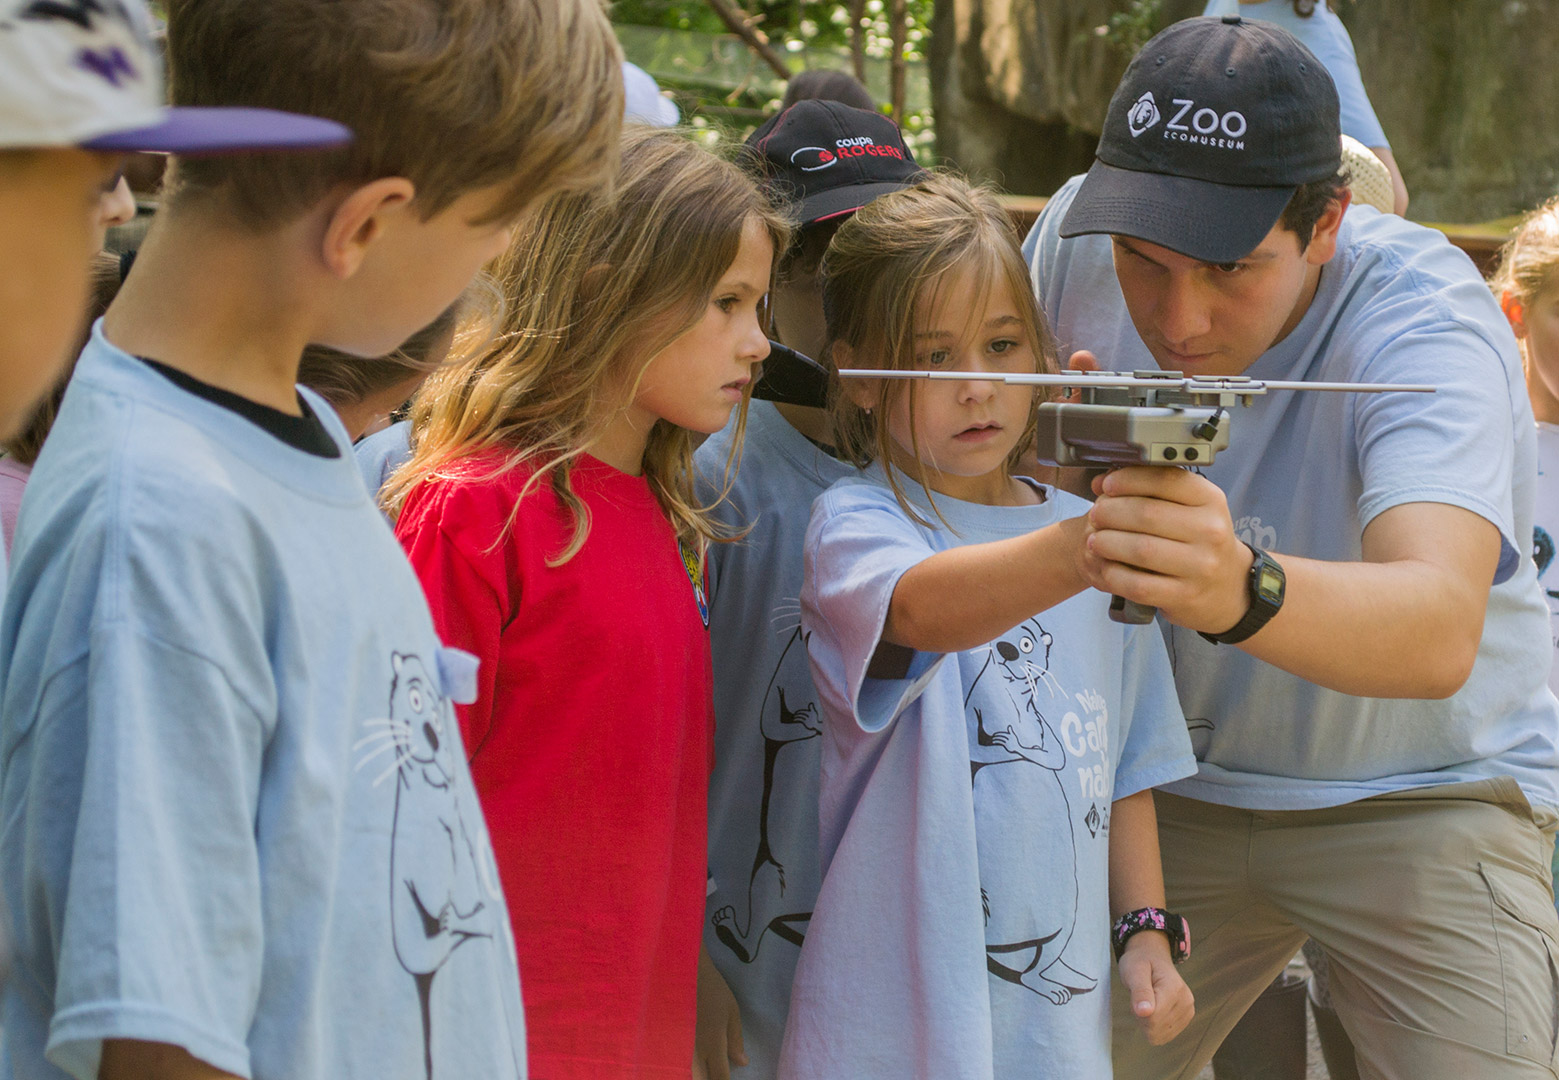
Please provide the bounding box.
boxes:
[821,172,1057,524]
[382,127,790,564]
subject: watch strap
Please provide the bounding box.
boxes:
[1112,907,1191,964]
[1200,542,1284,646]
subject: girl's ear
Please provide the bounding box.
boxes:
[1501,290,1529,339]
[320,177,417,280]
[832,342,877,410]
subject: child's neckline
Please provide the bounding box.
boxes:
[916,471,1048,508]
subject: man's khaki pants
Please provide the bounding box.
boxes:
[1113,778,1559,1080]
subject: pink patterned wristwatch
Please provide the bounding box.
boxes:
[1111,907,1191,964]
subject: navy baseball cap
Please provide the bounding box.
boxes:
[745,99,923,226]
[1060,16,1341,263]
[0,0,351,154]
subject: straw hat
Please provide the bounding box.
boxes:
[1340,134,1395,215]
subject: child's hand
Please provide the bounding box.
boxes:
[694,944,747,1080]
[1117,931,1195,1045]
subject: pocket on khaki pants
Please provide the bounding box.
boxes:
[1481,861,1559,1067]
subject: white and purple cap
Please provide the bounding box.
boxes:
[622,62,679,128]
[0,0,350,154]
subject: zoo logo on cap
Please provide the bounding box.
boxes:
[1128,89,1248,151]
[1128,92,1161,137]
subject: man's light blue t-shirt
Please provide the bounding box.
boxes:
[694,401,857,1078]
[1200,0,1389,148]
[0,326,528,1080]
[1026,175,1559,812]
[780,471,1193,1080]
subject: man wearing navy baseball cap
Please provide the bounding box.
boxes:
[1027,16,1559,1079]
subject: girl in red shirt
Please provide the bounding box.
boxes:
[383,128,788,1080]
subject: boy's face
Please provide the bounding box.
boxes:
[0,148,123,438]
[1108,198,1345,378]
[771,224,837,361]
[323,183,517,359]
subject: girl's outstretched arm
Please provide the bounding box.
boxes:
[883,514,1090,654]
[1109,790,1194,1046]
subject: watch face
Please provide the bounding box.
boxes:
[1256,564,1284,604]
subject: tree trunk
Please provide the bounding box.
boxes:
[890,0,909,122]
[850,0,867,81]
[706,0,792,81]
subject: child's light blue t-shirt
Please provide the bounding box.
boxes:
[1200,0,1389,148]
[0,326,528,1080]
[780,471,1193,1080]
[694,401,857,1078]
[355,418,413,497]
[1027,176,1559,812]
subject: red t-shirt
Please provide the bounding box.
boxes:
[396,452,713,1080]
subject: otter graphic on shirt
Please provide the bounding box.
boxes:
[963,618,1099,1005]
[357,651,493,1080]
[712,610,821,963]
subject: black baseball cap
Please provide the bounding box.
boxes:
[1060,16,1341,263]
[744,99,923,226]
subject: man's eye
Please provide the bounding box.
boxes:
[1214,261,1244,274]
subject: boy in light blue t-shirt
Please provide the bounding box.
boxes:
[0,3,623,1078]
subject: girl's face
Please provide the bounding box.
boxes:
[1505,278,1559,424]
[1518,283,1559,386]
[872,265,1038,501]
[628,215,774,437]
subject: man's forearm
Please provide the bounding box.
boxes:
[1236,550,1487,699]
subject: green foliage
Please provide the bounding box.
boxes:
[613,1,936,160]
[614,0,934,61]
[1093,0,1164,56]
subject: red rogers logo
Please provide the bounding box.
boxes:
[790,137,905,172]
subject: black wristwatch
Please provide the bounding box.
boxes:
[1199,542,1285,646]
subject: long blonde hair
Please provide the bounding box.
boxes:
[821,172,1057,523]
[383,127,790,564]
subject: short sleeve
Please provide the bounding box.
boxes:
[800,487,945,734]
[46,624,267,1080]
[1303,12,1389,148]
[1352,323,1521,581]
[1112,622,1195,799]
